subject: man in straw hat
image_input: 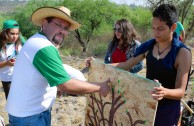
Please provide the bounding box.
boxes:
[5,6,111,126]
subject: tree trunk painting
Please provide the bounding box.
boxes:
[86,59,159,126]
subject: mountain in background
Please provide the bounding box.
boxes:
[0,0,28,13]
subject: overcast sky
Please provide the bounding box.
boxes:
[110,0,146,6]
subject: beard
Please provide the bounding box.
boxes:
[51,34,65,47]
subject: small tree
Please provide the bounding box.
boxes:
[13,0,61,38]
[64,0,118,52]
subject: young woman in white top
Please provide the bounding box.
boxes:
[0,20,25,99]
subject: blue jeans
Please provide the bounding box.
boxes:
[9,109,51,126]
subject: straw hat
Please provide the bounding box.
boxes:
[31,6,81,31]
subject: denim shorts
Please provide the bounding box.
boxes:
[9,109,51,126]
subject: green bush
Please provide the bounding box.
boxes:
[60,49,71,56]
[87,31,112,57]
[60,48,81,56]
[92,43,108,57]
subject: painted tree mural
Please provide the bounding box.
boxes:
[86,59,159,126]
[87,80,146,126]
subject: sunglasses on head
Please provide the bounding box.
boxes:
[113,28,122,33]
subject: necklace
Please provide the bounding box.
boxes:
[157,44,171,60]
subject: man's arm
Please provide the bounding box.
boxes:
[170,48,191,99]
[152,48,191,100]
[111,53,145,71]
[57,79,111,97]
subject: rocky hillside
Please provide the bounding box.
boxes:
[0,1,27,13]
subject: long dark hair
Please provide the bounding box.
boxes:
[0,28,21,52]
[111,19,140,51]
